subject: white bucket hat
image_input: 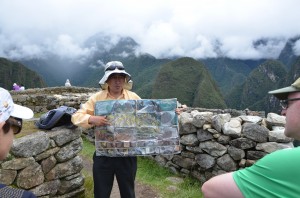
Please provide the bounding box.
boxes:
[99,61,132,90]
[0,87,34,123]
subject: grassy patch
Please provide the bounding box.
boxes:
[80,136,95,159]
[16,120,40,138]
[16,112,46,138]
[137,157,203,198]
[33,112,46,118]
[80,169,94,198]
[80,136,95,198]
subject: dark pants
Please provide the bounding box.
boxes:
[93,153,137,198]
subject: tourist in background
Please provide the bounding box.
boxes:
[19,84,25,91]
[0,87,36,197]
[201,77,300,198]
[12,83,20,91]
[65,79,71,87]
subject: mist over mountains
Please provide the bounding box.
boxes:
[1,33,300,113]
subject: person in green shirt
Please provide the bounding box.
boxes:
[201,77,300,198]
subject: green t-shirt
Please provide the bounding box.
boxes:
[233,147,300,198]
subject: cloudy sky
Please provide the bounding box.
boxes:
[1,0,300,61]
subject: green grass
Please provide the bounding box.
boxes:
[80,136,95,159]
[17,112,46,138]
[137,157,202,198]
[80,137,203,198]
[79,136,94,198]
[80,169,94,198]
[33,112,46,118]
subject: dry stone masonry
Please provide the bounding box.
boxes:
[0,127,84,197]
[1,87,292,196]
[10,86,99,113]
[153,110,293,184]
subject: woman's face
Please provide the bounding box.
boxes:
[0,121,14,160]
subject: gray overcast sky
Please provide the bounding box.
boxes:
[1,0,300,60]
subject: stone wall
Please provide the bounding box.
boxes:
[0,127,84,197]
[152,110,293,184]
[10,86,99,113]
[5,87,293,188]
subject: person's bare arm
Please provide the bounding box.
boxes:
[201,172,244,198]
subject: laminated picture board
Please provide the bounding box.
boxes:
[94,98,181,156]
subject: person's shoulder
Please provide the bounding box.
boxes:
[88,89,111,102]
[125,89,137,94]
[243,147,300,172]
[125,90,141,99]
[265,147,300,158]
[91,89,106,98]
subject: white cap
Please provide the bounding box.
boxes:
[0,87,34,122]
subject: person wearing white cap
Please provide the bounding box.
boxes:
[201,77,300,198]
[0,87,36,197]
[72,61,141,198]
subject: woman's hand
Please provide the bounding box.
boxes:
[88,115,110,126]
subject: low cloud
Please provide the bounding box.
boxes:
[0,0,299,61]
[89,59,106,69]
[48,35,94,59]
[293,39,300,56]
[0,32,95,61]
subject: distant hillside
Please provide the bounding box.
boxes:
[0,57,46,90]
[285,56,300,84]
[201,58,264,97]
[21,55,89,87]
[7,33,300,113]
[152,57,226,108]
[226,60,287,113]
[121,55,170,98]
[278,36,300,69]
